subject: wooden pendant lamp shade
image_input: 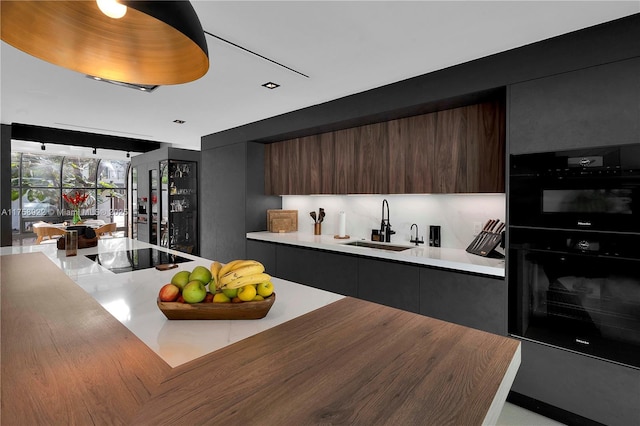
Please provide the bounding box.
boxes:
[1,0,209,86]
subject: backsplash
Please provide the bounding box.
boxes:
[281,194,505,250]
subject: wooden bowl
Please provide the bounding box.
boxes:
[157,293,276,320]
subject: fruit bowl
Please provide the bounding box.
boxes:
[157,293,276,320]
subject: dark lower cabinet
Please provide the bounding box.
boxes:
[357,258,420,313]
[246,240,277,276]
[252,240,506,333]
[275,245,358,297]
[419,267,507,335]
[511,339,640,426]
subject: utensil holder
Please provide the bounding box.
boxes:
[314,223,322,235]
[65,230,78,257]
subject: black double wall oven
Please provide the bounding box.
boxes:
[509,144,640,368]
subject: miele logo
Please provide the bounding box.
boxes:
[575,338,590,345]
[577,221,592,226]
[579,158,593,167]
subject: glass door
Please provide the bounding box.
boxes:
[150,169,158,245]
[159,161,169,248]
[168,160,197,254]
[131,166,138,239]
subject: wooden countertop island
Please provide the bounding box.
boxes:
[2,250,520,425]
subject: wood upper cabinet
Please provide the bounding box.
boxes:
[433,107,468,193]
[351,122,387,193]
[265,100,505,195]
[396,113,436,193]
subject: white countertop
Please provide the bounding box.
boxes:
[247,231,506,277]
[0,238,344,367]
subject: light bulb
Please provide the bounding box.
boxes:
[97,0,127,19]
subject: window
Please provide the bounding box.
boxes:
[97,160,129,228]
[11,152,130,242]
[15,153,63,233]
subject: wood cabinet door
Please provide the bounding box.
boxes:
[318,132,335,194]
[353,122,386,193]
[465,101,505,193]
[333,127,356,194]
[264,141,288,195]
[402,112,437,193]
[433,107,468,193]
[298,135,321,194]
[386,117,407,193]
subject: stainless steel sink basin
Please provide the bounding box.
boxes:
[342,241,412,252]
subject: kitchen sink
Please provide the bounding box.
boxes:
[342,241,412,252]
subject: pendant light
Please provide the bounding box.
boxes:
[1,0,209,86]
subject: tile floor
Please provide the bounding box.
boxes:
[497,402,565,425]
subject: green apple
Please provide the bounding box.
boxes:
[182,280,207,304]
[256,281,274,298]
[170,270,191,291]
[189,265,212,285]
[222,287,238,299]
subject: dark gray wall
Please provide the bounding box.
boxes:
[200,141,280,262]
[201,142,246,261]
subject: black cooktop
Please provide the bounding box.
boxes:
[85,248,191,274]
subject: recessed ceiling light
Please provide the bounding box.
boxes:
[173,119,186,124]
[262,82,280,89]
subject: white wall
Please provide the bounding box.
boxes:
[282,194,505,250]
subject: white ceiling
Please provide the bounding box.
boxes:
[2,1,639,156]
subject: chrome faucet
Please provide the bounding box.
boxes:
[410,223,424,246]
[380,199,395,242]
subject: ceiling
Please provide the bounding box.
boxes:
[2,1,639,157]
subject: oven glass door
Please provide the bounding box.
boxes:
[510,175,640,232]
[509,231,640,368]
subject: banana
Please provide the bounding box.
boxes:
[223,273,272,290]
[210,261,222,286]
[229,259,263,271]
[219,264,265,287]
[217,259,245,279]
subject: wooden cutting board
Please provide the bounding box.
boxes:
[267,209,298,233]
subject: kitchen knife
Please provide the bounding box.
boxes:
[474,219,499,252]
[468,219,494,252]
[473,219,496,251]
[479,221,505,254]
[489,222,506,246]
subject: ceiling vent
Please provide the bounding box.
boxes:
[87,75,158,93]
